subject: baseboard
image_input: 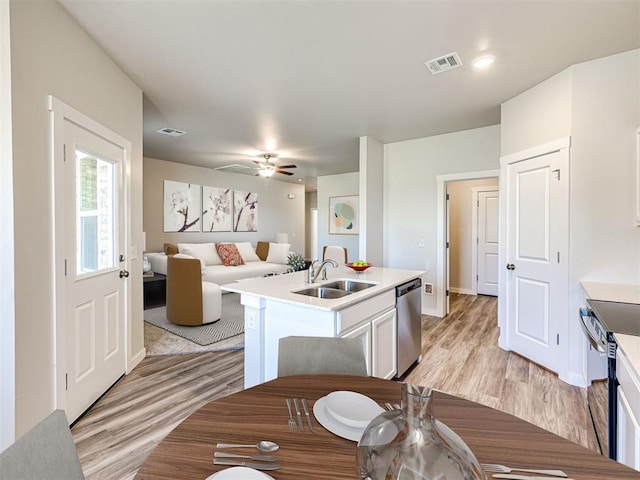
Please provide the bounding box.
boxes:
[128,348,146,374]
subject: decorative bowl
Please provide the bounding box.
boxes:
[347,262,372,272]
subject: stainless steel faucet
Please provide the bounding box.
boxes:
[307,259,338,283]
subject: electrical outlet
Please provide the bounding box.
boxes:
[418,239,425,247]
[247,313,256,330]
[424,283,434,295]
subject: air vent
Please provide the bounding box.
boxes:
[156,127,186,137]
[424,52,463,75]
[214,164,253,174]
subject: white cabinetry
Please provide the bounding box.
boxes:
[339,290,397,379]
[617,348,640,470]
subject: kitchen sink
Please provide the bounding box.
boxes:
[293,287,352,299]
[321,279,377,292]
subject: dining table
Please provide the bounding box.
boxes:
[134,374,640,479]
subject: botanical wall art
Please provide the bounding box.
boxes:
[164,180,201,232]
[202,186,232,232]
[233,191,258,232]
[329,195,359,235]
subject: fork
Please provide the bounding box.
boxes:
[285,398,297,431]
[481,463,567,477]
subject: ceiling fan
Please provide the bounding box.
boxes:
[253,154,297,177]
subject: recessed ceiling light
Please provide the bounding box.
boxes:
[472,55,495,69]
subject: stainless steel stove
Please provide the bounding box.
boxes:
[580,299,640,460]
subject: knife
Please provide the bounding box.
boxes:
[213,459,281,471]
[492,475,574,480]
[214,451,278,462]
[301,398,316,433]
[293,398,305,431]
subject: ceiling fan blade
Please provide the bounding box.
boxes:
[276,164,297,169]
[275,169,294,176]
[252,160,263,166]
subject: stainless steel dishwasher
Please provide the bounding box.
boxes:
[396,278,422,377]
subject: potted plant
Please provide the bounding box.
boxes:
[287,252,306,271]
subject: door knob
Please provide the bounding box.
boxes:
[506,263,515,270]
[119,270,130,278]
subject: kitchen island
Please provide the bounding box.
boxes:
[222,265,425,388]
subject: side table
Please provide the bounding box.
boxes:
[143,273,166,310]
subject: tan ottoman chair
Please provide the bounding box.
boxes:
[166,254,221,326]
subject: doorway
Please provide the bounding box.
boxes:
[435,170,500,317]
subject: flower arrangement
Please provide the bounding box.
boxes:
[287,251,306,271]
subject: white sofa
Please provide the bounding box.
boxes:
[146,241,291,286]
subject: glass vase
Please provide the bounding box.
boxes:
[356,383,486,480]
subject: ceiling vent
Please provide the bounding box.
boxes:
[214,164,253,174]
[424,52,463,75]
[156,127,186,137]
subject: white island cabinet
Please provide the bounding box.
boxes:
[222,266,424,388]
[616,337,640,471]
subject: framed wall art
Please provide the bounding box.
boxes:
[329,195,359,235]
[163,180,201,232]
[233,190,258,232]
[202,186,232,232]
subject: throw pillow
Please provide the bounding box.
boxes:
[216,243,245,266]
[255,241,269,261]
[235,242,261,262]
[163,243,178,255]
[177,243,222,266]
[266,242,291,264]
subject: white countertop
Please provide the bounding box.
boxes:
[221,265,425,311]
[616,333,640,375]
[581,281,640,304]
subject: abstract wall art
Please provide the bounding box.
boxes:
[329,195,359,235]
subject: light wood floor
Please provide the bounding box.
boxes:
[72,293,599,479]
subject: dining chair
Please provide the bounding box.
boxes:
[277,335,368,377]
[0,409,85,479]
[322,245,348,264]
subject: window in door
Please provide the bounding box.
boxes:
[75,150,116,276]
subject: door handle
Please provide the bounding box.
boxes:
[119,270,130,278]
[506,263,515,270]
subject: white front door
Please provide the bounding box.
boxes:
[504,148,568,374]
[62,120,127,422]
[477,190,499,296]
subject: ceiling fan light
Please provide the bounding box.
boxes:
[258,168,275,177]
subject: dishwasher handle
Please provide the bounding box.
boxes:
[396,279,422,297]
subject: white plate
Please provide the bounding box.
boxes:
[206,466,276,480]
[313,395,369,441]
[325,390,384,428]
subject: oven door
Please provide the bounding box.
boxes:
[579,307,607,353]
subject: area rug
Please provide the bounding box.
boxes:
[144,293,245,354]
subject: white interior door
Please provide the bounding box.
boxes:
[505,149,568,374]
[310,208,318,261]
[477,190,499,296]
[445,188,451,314]
[62,120,126,422]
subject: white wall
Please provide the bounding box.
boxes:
[359,136,384,266]
[501,68,573,157]
[10,0,143,435]
[305,191,317,259]
[317,172,360,262]
[384,125,501,314]
[0,0,15,451]
[144,157,306,255]
[500,48,640,386]
[449,178,499,294]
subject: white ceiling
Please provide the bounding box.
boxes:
[59,0,640,191]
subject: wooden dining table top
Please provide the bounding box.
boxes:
[135,374,639,480]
